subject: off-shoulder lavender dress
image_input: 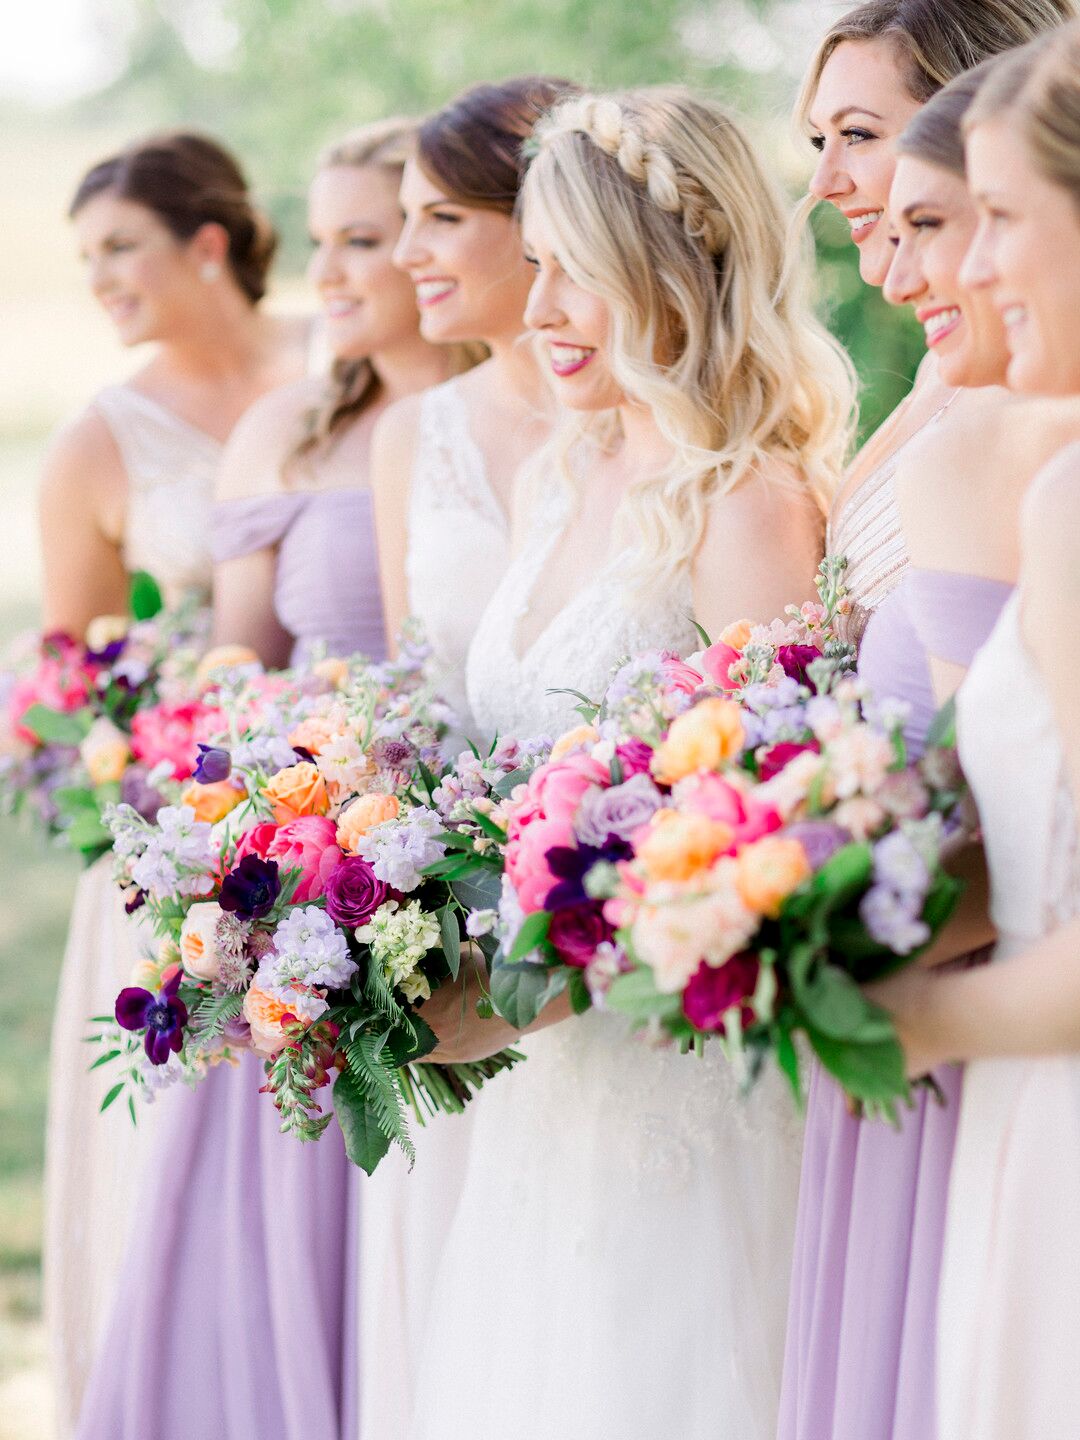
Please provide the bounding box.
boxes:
[778,551,1011,1440]
[75,487,384,1440]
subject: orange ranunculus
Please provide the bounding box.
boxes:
[651,698,745,785]
[635,808,734,884]
[718,619,756,651]
[181,778,246,824]
[549,725,600,763]
[288,715,341,757]
[735,836,811,917]
[196,644,261,689]
[312,657,350,690]
[262,762,330,823]
[336,792,400,854]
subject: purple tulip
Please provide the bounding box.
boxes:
[219,855,281,920]
[323,856,389,928]
[193,744,232,784]
[115,969,188,1065]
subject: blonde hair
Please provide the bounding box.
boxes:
[520,87,856,600]
[292,118,475,472]
[796,0,1079,127]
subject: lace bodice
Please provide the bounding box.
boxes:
[958,593,1080,945]
[94,386,218,605]
[466,485,697,743]
[406,378,508,733]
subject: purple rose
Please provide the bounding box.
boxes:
[548,902,612,969]
[776,644,822,690]
[615,739,654,779]
[682,953,760,1033]
[323,856,388,928]
[783,820,851,870]
[573,773,662,847]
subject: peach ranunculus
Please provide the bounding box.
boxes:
[263,762,330,823]
[79,716,131,786]
[336,793,401,855]
[718,619,756,651]
[734,836,811,918]
[549,724,600,764]
[312,657,350,690]
[628,870,759,993]
[651,698,746,785]
[179,900,226,981]
[180,777,246,825]
[635,808,734,885]
[288,714,342,757]
[243,983,326,1056]
[195,644,261,689]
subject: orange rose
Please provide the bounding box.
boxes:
[735,836,811,917]
[196,644,260,689]
[635,809,734,884]
[336,792,400,854]
[243,984,323,1055]
[180,778,245,824]
[651,698,745,785]
[549,724,600,763]
[718,619,756,651]
[262,762,330,823]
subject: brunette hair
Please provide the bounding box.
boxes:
[899,61,1000,176]
[417,75,581,213]
[797,0,1079,123]
[70,131,277,303]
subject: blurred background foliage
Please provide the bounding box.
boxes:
[0,3,922,1430]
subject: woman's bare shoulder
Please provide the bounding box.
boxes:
[215,378,324,501]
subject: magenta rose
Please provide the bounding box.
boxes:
[757,739,821,784]
[682,952,761,1033]
[776,644,822,690]
[323,856,388,927]
[548,902,612,969]
[131,700,223,780]
[262,815,342,903]
[677,773,782,850]
[699,641,742,692]
[615,738,654,779]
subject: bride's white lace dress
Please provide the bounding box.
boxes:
[42,385,218,1436]
[406,482,804,1440]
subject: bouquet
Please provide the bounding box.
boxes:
[451,563,966,1115]
[0,573,211,858]
[95,645,526,1172]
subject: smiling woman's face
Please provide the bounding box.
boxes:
[806,37,924,287]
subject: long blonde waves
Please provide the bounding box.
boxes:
[520,87,856,600]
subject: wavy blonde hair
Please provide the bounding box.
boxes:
[519,87,856,599]
[292,118,476,473]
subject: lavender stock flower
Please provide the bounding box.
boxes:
[859,884,931,956]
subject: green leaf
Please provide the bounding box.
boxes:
[774,1023,802,1105]
[63,808,112,854]
[88,1049,121,1071]
[507,909,551,964]
[925,697,957,750]
[781,843,873,925]
[492,766,534,799]
[100,1081,125,1114]
[606,966,683,1025]
[567,968,592,1015]
[19,703,92,747]
[489,958,567,1029]
[807,1026,908,1107]
[332,1068,393,1175]
[471,809,508,844]
[439,904,461,980]
[793,961,894,1043]
[129,569,163,621]
[686,615,713,648]
[52,785,99,814]
[448,867,503,915]
[387,1011,437,1065]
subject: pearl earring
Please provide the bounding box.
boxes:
[199,261,223,283]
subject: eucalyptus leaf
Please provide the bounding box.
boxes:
[794,961,894,1043]
[439,904,461,980]
[449,867,503,915]
[507,909,551,964]
[606,966,683,1025]
[489,958,567,1029]
[925,696,957,751]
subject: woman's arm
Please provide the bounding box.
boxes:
[39,413,129,637]
[370,396,422,658]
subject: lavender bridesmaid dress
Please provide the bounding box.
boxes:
[778,568,1011,1440]
[75,488,384,1440]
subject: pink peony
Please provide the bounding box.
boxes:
[699,642,742,692]
[676,772,782,852]
[682,952,761,1033]
[658,652,704,697]
[10,636,98,744]
[504,753,608,913]
[265,816,343,902]
[130,701,223,780]
[506,815,575,913]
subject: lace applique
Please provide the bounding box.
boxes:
[412,379,505,530]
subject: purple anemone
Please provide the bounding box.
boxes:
[219,855,281,921]
[115,969,188,1065]
[193,744,232,784]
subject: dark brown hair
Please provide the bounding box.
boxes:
[417,76,581,213]
[70,131,277,303]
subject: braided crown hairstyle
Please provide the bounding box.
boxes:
[520,87,856,599]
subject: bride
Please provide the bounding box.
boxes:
[410,87,855,1439]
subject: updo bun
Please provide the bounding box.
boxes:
[70,131,278,303]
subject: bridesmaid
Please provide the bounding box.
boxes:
[779,6,1079,1439]
[872,28,1080,1437]
[360,77,575,1440]
[73,119,456,1440]
[40,132,303,1439]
